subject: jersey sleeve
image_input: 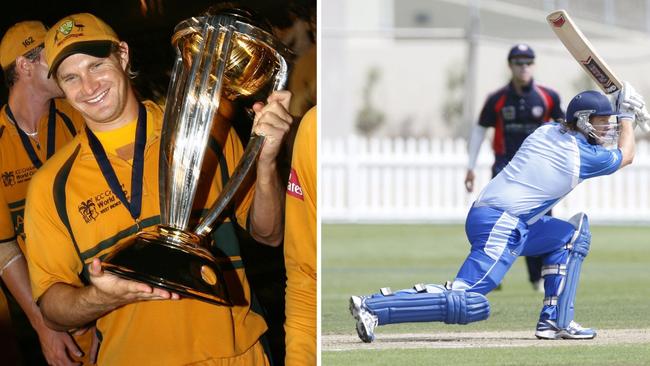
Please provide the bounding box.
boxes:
[578,143,623,179]
[284,107,317,366]
[24,171,84,301]
[478,93,498,128]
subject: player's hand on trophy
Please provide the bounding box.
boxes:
[88,258,180,307]
[252,90,293,164]
[616,81,650,132]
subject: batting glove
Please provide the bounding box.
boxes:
[616,81,650,132]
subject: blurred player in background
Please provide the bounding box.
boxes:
[464,44,564,292]
[271,2,316,120]
[284,106,316,366]
[0,20,87,365]
[351,83,649,342]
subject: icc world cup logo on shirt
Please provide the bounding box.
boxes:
[78,199,99,223]
[2,171,16,187]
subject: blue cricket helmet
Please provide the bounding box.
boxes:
[566,90,619,145]
[566,90,615,122]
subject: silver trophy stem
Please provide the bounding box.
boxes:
[194,133,264,236]
[160,16,236,230]
[272,51,289,91]
[193,50,289,236]
[193,39,290,236]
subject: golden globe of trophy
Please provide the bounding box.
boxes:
[102,9,291,305]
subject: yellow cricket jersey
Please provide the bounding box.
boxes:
[25,101,268,365]
[0,98,86,363]
[283,106,317,366]
[0,99,84,248]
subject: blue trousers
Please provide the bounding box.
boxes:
[454,205,575,321]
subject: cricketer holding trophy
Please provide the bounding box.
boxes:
[25,8,292,365]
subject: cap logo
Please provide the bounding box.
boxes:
[54,19,85,45]
[22,36,35,48]
[58,20,74,36]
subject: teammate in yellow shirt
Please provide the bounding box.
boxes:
[284,106,317,365]
[0,20,87,365]
[25,12,292,365]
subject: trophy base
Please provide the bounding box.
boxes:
[102,225,231,306]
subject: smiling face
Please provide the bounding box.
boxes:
[54,42,137,131]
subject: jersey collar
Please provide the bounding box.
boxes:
[509,79,535,96]
[76,101,161,160]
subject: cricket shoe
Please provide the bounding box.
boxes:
[535,319,597,340]
[349,295,378,343]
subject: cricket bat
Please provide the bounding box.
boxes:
[546,9,622,95]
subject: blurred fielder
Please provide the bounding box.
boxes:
[350,82,649,342]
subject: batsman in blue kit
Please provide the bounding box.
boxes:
[465,44,565,292]
[350,82,650,342]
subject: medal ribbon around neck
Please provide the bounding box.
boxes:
[86,103,147,221]
[5,100,62,168]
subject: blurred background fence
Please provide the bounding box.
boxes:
[321,135,650,224]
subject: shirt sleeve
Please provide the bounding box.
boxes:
[467,125,487,170]
[478,94,498,128]
[24,172,84,301]
[578,143,623,179]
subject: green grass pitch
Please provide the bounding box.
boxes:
[322,224,650,365]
